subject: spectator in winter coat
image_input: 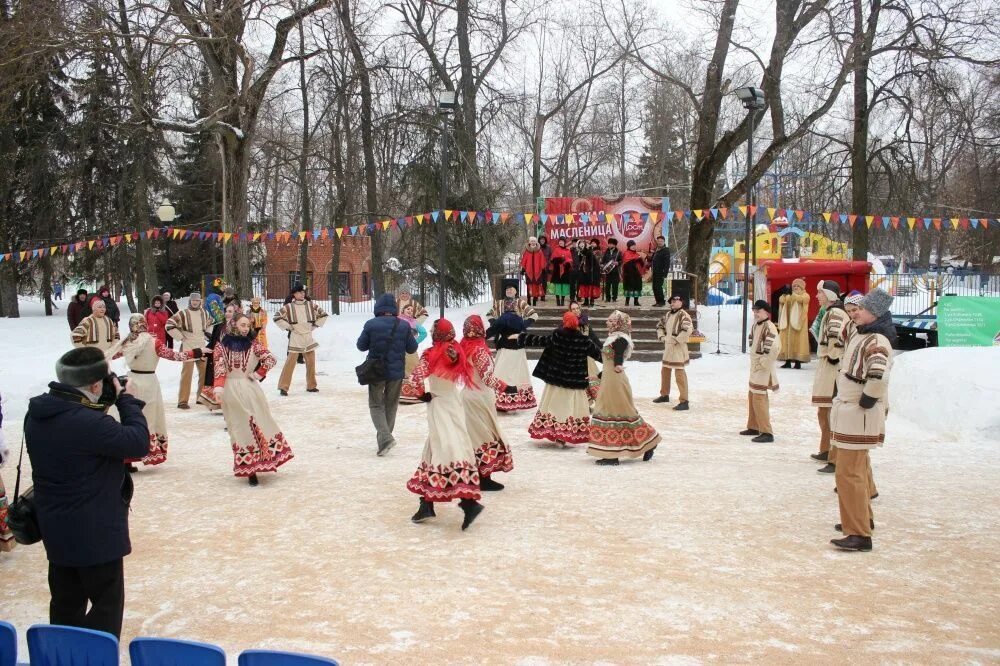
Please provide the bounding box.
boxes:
[67,289,91,330]
[96,285,121,325]
[357,293,417,457]
[144,295,170,345]
[25,347,150,638]
[161,292,179,348]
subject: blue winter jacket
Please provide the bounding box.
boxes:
[25,383,150,567]
[357,294,417,380]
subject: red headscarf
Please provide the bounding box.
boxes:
[424,318,476,385]
[562,311,580,330]
[459,315,488,358]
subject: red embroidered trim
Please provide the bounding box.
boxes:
[476,440,514,476]
[528,411,590,444]
[407,460,482,501]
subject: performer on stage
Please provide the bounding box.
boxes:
[406,319,485,530]
[520,236,547,306]
[601,238,622,303]
[537,235,553,300]
[547,237,574,307]
[487,285,538,412]
[399,301,430,404]
[621,241,645,307]
[519,311,602,446]
[214,314,293,486]
[778,278,811,369]
[198,303,238,411]
[586,311,661,464]
[576,238,602,307]
[460,315,517,491]
[118,315,208,467]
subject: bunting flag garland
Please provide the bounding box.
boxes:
[2,203,996,263]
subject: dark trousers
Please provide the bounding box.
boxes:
[368,379,403,450]
[603,276,620,301]
[652,271,667,305]
[48,558,125,639]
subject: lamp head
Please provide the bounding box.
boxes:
[438,90,457,110]
[735,86,766,109]
[156,198,176,223]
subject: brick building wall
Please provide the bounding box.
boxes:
[263,236,372,302]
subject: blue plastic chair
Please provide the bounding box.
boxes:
[26,624,119,666]
[238,649,339,666]
[0,621,16,666]
[130,637,226,666]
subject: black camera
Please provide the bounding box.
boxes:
[97,373,128,407]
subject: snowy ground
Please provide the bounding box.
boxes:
[1,298,999,665]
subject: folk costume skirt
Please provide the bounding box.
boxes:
[493,348,537,412]
[221,375,294,477]
[587,366,660,460]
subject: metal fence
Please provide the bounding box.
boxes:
[251,270,496,315]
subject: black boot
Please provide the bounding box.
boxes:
[247,473,259,487]
[811,451,829,462]
[480,476,505,491]
[830,535,873,551]
[595,458,620,466]
[835,519,875,532]
[817,463,836,474]
[673,401,689,411]
[459,499,484,530]
[781,361,792,369]
[642,447,655,462]
[751,433,774,443]
[127,464,139,473]
[652,394,670,404]
[739,429,760,436]
[793,361,802,369]
[411,499,436,523]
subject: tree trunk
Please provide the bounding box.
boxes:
[296,20,312,282]
[850,0,873,262]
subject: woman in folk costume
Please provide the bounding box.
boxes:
[569,301,602,403]
[460,315,518,491]
[577,238,603,307]
[486,299,538,412]
[406,319,486,530]
[537,234,553,299]
[399,301,430,404]
[519,311,603,446]
[520,236,547,306]
[587,311,661,465]
[214,313,294,486]
[247,295,269,348]
[547,237,574,307]
[621,240,646,307]
[198,303,238,411]
[117,314,208,467]
[778,278,811,369]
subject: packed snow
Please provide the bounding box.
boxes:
[1,297,998,664]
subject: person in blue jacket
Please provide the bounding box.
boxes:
[24,347,150,638]
[357,293,417,456]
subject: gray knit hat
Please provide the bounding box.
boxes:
[858,287,893,318]
[56,347,109,387]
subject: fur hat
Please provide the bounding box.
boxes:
[56,347,109,387]
[817,280,841,302]
[792,278,806,290]
[76,288,88,297]
[858,288,893,317]
[752,299,771,314]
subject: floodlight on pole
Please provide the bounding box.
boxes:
[735,86,765,352]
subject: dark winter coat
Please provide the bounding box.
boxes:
[357,294,417,381]
[25,383,150,567]
[66,294,91,330]
[601,247,622,282]
[97,286,121,324]
[519,327,602,390]
[486,311,528,351]
[651,246,672,275]
[858,311,899,348]
[164,299,179,316]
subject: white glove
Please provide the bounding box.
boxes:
[0,430,9,468]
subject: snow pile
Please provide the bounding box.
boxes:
[889,346,1000,442]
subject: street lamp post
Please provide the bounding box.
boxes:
[735,86,766,353]
[156,198,177,291]
[437,90,457,319]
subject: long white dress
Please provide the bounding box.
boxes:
[120,332,196,465]
[214,337,294,477]
[405,356,481,502]
[464,345,513,477]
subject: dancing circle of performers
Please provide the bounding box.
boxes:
[57,277,896,550]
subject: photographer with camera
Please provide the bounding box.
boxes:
[24,347,151,639]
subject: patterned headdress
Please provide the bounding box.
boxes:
[817,280,841,302]
[463,314,486,339]
[606,310,632,335]
[125,313,147,344]
[844,290,864,306]
[424,318,475,385]
[432,318,456,343]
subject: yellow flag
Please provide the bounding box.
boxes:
[336,228,343,239]
[88,240,96,250]
[649,211,659,224]
[222,233,232,243]
[822,212,832,223]
[692,209,702,219]
[525,213,533,225]
[738,206,748,217]
[906,217,916,230]
[382,220,391,230]
[416,214,424,225]
[950,217,960,229]
[767,207,776,220]
[444,210,453,221]
[865,215,875,228]
[51,246,58,255]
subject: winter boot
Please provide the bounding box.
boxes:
[411,499,436,523]
[480,476,505,491]
[830,535,872,552]
[793,361,802,369]
[751,433,774,443]
[673,401,689,411]
[595,458,620,466]
[835,519,875,532]
[781,361,792,369]
[459,499,484,530]
[817,463,836,474]
[278,389,288,396]
[127,464,139,473]
[652,394,670,404]
[739,429,760,436]
[248,473,259,487]
[642,447,655,462]
[811,451,829,462]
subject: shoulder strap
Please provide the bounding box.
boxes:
[381,316,401,361]
[13,413,28,499]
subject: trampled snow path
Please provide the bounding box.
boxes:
[1,300,998,664]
